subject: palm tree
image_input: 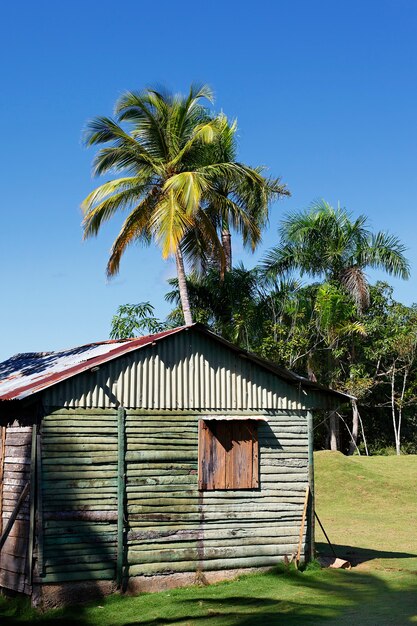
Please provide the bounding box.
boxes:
[82,84,267,325]
[263,200,410,452]
[262,200,410,313]
[179,117,289,275]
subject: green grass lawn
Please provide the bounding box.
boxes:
[1,452,416,625]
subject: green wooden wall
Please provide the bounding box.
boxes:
[40,408,309,583]
[40,409,118,583]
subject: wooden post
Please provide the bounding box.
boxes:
[36,430,44,578]
[307,411,315,562]
[117,406,126,588]
[27,424,37,586]
[0,426,6,536]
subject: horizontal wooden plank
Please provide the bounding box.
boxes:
[128,541,299,562]
[4,457,30,465]
[1,535,28,558]
[5,427,33,433]
[45,408,117,416]
[44,512,118,521]
[42,456,117,465]
[42,435,118,444]
[44,499,118,510]
[4,446,31,457]
[126,451,197,462]
[42,479,117,489]
[43,444,118,453]
[45,553,116,567]
[44,521,117,532]
[43,489,117,508]
[0,553,26,574]
[127,535,301,553]
[127,476,196,487]
[128,524,303,543]
[44,534,117,546]
[40,568,115,583]
[44,560,115,573]
[128,511,302,523]
[0,569,29,593]
[128,553,294,576]
[42,470,116,479]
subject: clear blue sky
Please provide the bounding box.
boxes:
[1,0,416,359]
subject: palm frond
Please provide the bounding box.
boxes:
[149,191,194,258]
[361,232,410,279]
[163,171,210,216]
[340,266,370,313]
[106,195,156,276]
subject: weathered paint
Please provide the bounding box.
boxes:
[43,331,343,411]
[39,410,118,583]
[35,408,310,583]
[0,425,33,593]
[124,410,308,576]
[0,326,346,597]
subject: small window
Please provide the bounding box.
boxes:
[198,419,259,490]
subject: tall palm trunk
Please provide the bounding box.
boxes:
[221,227,232,272]
[175,246,193,326]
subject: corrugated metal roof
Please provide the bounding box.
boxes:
[0,324,351,403]
[0,327,184,401]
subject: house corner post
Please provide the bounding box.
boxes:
[307,411,315,562]
[117,406,126,589]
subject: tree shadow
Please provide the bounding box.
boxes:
[2,563,416,625]
[316,542,417,567]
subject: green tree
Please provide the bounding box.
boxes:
[110,302,166,339]
[82,85,267,325]
[165,264,262,348]
[359,285,417,455]
[262,200,410,313]
[262,200,410,451]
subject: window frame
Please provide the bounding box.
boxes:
[198,418,259,491]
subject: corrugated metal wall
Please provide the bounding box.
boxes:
[43,330,336,411]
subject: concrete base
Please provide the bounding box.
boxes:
[35,567,272,609]
[38,580,117,610]
[126,566,272,594]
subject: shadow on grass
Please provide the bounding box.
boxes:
[1,558,417,625]
[316,541,417,566]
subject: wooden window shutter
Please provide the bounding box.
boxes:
[198,420,259,490]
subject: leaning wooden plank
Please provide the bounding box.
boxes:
[0,482,30,550]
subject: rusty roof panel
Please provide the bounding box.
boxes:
[0,328,184,401]
[0,324,351,405]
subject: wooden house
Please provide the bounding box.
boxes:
[0,324,348,606]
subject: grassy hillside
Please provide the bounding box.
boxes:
[1,453,416,625]
[314,451,417,571]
